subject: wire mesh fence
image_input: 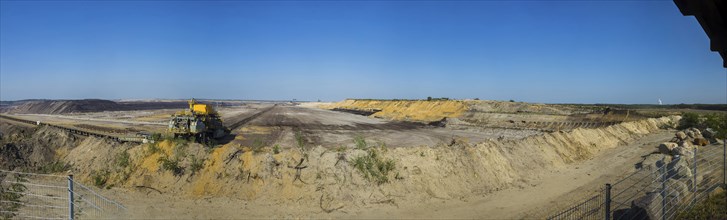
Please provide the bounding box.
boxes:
[0,170,127,219]
[546,192,605,220]
[544,141,726,220]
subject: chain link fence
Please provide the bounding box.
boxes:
[545,141,726,220]
[0,170,126,219]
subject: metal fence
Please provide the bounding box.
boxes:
[0,170,126,219]
[546,140,726,220]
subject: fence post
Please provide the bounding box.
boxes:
[693,146,697,206]
[605,183,611,220]
[660,156,667,220]
[68,174,74,220]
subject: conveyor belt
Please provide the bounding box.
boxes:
[0,114,146,144]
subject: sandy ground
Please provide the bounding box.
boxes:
[0,100,686,219]
[94,130,674,219]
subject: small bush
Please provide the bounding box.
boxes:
[678,112,701,129]
[295,131,306,151]
[146,143,161,155]
[703,113,727,139]
[115,151,130,168]
[150,133,162,141]
[351,149,396,185]
[189,155,204,176]
[353,135,367,150]
[0,175,27,219]
[677,112,727,139]
[92,170,110,188]
[252,138,265,153]
[158,156,184,176]
[204,139,218,148]
[273,144,281,154]
[39,161,68,174]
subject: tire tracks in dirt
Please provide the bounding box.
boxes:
[224,105,277,131]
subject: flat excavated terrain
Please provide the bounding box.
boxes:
[224,104,523,148]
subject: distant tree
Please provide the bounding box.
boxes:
[427,96,432,101]
[474,98,480,100]
[509,99,515,102]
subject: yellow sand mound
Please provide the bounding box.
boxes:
[322,99,468,122]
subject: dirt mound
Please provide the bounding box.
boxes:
[3,99,120,114]
[1,99,190,114]
[0,122,81,170]
[321,99,468,122]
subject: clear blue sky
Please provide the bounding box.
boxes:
[1,1,725,104]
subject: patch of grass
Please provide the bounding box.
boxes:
[158,156,184,176]
[115,150,130,168]
[0,175,27,219]
[252,138,265,153]
[92,170,110,188]
[38,161,68,174]
[677,190,726,219]
[146,143,161,155]
[335,145,347,152]
[150,133,162,141]
[295,130,307,151]
[189,155,204,176]
[353,135,367,150]
[171,136,190,147]
[678,112,701,129]
[273,144,281,154]
[351,148,396,185]
[204,139,218,148]
[678,112,727,138]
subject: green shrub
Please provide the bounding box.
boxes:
[150,133,162,141]
[351,149,396,185]
[703,113,727,139]
[38,161,68,174]
[0,175,27,219]
[115,151,130,168]
[353,135,367,150]
[678,112,701,129]
[204,139,218,148]
[158,156,184,176]
[677,112,727,139]
[92,170,110,188]
[295,131,306,151]
[252,138,265,153]
[146,143,161,155]
[273,144,281,154]
[189,155,204,176]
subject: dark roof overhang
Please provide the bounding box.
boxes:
[675,0,727,68]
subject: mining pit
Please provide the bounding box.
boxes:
[0,99,717,218]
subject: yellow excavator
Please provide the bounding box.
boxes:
[168,98,228,142]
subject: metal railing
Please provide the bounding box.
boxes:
[545,140,726,220]
[0,170,126,220]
